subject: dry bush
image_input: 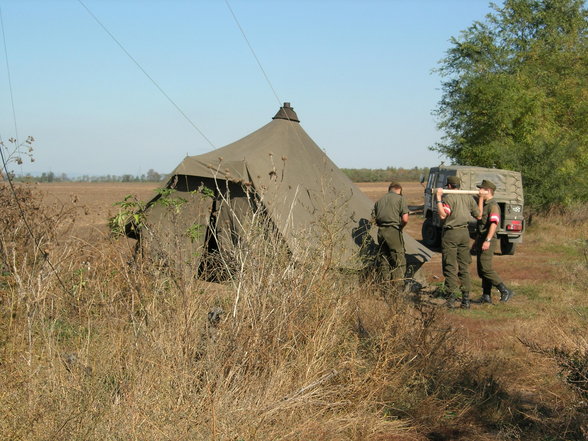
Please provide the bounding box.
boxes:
[0,183,75,272]
[544,203,588,228]
[2,188,587,440]
[496,203,588,439]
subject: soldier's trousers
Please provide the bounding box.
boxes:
[476,236,503,292]
[377,226,406,283]
[441,227,471,294]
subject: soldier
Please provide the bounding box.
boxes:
[473,180,514,304]
[435,176,480,308]
[373,181,409,287]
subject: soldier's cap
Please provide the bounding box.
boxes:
[476,179,497,190]
[446,176,460,186]
[388,181,401,187]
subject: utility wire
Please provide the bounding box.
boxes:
[77,0,216,150]
[0,7,70,295]
[224,0,282,107]
[223,0,324,183]
[224,0,316,167]
[0,5,19,144]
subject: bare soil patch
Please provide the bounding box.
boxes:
[36,182,160,238]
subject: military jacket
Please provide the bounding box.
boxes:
[441,194,479,229]
[478,198,501,236]
[373,192,408,229]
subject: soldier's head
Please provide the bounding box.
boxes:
[446,176,460,189]
[388,181,403,194]
[477,179,496,195]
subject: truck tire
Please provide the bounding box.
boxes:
[422,218,441,248]
[500,236,516,255]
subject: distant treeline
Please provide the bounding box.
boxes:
[11,167,429,184]
[12,169,167,183]
[341,167,428,183]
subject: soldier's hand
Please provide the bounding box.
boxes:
[436,188,444,198]
[482,241,491,251]
[478,188,488,199]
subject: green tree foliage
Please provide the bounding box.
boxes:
[433,0,588,208]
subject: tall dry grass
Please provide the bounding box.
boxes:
[1,185,587,440]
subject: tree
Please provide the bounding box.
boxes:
[433,0,588,208]
[146,169,162,182]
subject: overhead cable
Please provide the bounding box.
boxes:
[77,0,216,149]
[224,0,282,107]
[0,6,70,295]
[0,5,19,144]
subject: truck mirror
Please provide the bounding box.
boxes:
[419,173,425,184]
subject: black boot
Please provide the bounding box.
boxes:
[473,279,493,304]
[498,283,514,302]
[472,293,492,304]
[460,292,470,309]
[446,293,456,309]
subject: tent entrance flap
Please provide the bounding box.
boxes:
[141,185,214,277]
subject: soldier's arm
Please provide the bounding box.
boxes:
[401,198,409,223]
[475,192,485,220]
[481,207,500,251]
[435,188,449,220]
[401,213,409,229]
[472,198,481,220]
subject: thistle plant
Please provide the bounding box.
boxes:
[0,136,35,179]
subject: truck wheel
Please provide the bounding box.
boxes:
[422,218,441,248]
[500,237,516,255]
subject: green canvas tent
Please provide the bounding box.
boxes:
[129,103,431,277]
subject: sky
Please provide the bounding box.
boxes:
[0,0,499,177]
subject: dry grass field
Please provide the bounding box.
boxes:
[1,181,586,440]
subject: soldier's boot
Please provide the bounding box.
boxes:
[445,293,457,309]
[498,283,514,302]
[472,280,493,304]
[460,292,471,309]
[432,286,447,298]
[472,293,492,304]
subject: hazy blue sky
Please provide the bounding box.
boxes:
[0,0,498,177]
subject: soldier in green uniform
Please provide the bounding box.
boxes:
[473,180,514,304]
[435,176,481,308]
[373,182,409,287]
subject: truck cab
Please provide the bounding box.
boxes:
[422,165,525,254]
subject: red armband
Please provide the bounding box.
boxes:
[489,213,500,224]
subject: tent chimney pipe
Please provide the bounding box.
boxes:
[272,101,300,122]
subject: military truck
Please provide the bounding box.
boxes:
[421,165,524,255]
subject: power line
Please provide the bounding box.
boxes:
[77,0,216,150]
[0,6,70,295]
[224,0,282,107]
[223,0,315,165]
[0,5,19,144]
